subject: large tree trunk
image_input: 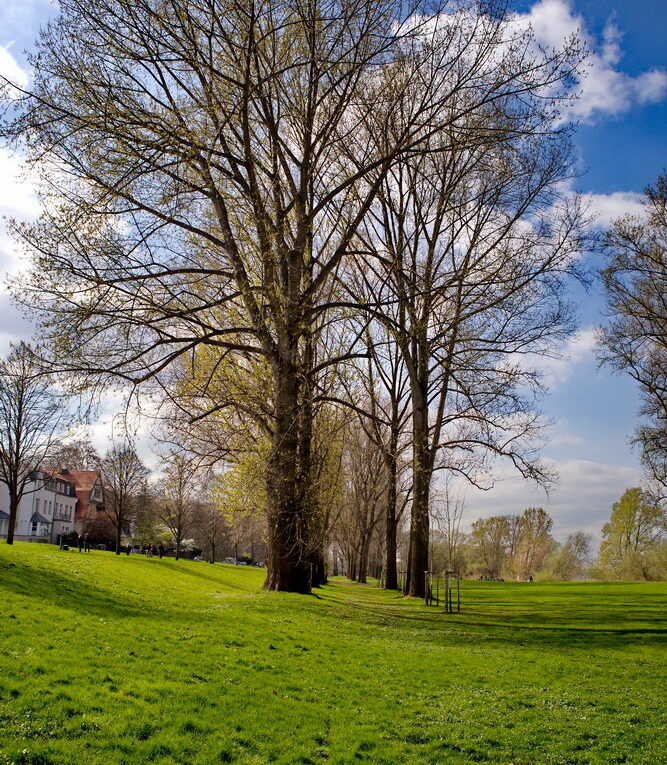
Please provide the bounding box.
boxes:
[264,355,311,593]
[310,548,328,587]
[357,535,370,583]
[348,546,358,581]
[384,452,399,590]
[175,538,181,560]
[6,490,19,545]
[115,523,121,555]
[408,385,430,598]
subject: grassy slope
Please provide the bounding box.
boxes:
[0,543,665,765]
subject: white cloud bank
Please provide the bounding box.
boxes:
[0,46,40,345]
[538,326,598,389]
[583,190,646,227]
[0,43,29,95]
[457,458,643,544]
[519,0,667,123]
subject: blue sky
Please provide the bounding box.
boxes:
[0,0,665,543]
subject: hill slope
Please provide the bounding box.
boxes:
[0,542,665,764]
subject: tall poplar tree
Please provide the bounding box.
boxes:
[2,0,581,591]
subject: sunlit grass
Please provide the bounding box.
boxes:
[1,542,665,764]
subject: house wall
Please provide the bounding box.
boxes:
[0,475,77,542]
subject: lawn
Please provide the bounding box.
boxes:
[0,542,665,765]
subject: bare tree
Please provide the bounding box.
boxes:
[44,437,101,472]
[344,9,587,594]
[470,515,510,579]
[333,417,386,583]
[100,444,149,554]
[431,483,466,575]
[513,507,554,580]
[551,531,592,581]
[599,174,667,494]
[3,0,582,592]
[361,329,412,589]
[0,343,69,544]
[157,453,198,559]
[191,499,227,564]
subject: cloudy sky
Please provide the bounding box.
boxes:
[1,0,665,543]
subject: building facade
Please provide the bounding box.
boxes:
[0,471,78,542]
[59,470,104,533]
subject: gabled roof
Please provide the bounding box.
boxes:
[0,510,9,520]
[58,470,100,490]
[30,511,50,523]
[44,471,78,490]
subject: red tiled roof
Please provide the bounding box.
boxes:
[46,471,78,489]
[59,470,100,490]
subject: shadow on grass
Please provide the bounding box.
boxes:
[318,582,667,650]
[156,558,261,592]
[0,557,144,619]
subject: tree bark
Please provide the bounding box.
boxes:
[115,523,121,556]
[357,536,370,583]
[264,354,311,593]
[6,490,19,545]
[384,452,399,590]
[310,548,328,587]
[408,385,430,598]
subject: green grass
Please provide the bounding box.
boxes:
[0,542,665,765]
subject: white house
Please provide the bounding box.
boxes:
[0,471,78,542]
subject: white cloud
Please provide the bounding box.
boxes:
[517,0,667,123]
[635,69,667,103]
[0,150,41,219]
[456,458,643,544]
[0,43,30,97]
[0,148,41,283]
[528,326,598,390]
[71,390,161,468]
[0,291,32,354]
[583,190,645,227]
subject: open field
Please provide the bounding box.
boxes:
[0,542,665,765]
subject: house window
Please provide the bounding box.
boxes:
[31,522,38,535]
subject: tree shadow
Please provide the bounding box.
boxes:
[156,558,261,592]
[0,557,145,619]
[318,582,667,650]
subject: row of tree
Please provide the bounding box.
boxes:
[0,0,664,592]
[0,0,588,594]
[0,342,664,581]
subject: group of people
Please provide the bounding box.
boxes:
[126,543,166,559]
[57,532,91,552]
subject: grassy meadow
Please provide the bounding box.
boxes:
[0,542,665,765]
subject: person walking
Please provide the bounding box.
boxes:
[84,534,90,552]
[126,542,132,555]
[77,534,83,553]
[158,544,164,559]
